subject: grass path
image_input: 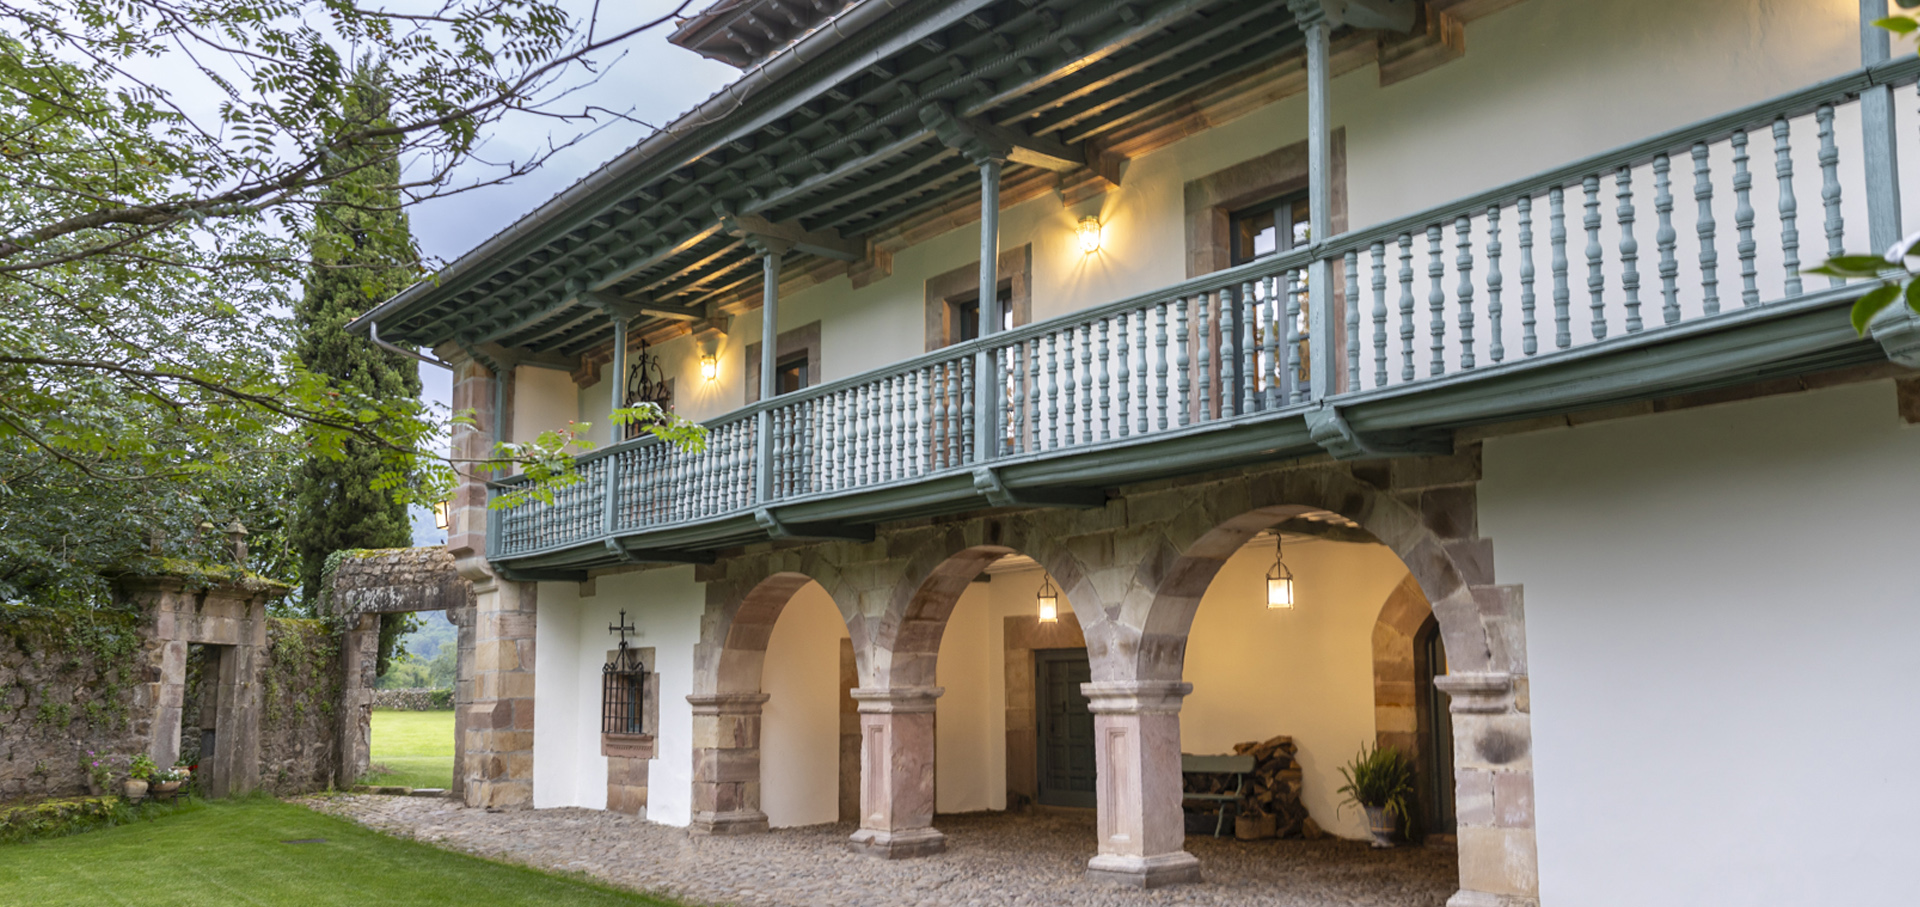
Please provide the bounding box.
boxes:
[0,798,681,907]
[366,708,454,789]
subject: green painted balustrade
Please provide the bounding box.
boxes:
[491,60,1920,563]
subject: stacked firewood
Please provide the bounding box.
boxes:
[1183,734,1314,838]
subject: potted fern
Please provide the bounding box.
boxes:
[1336,744,1415,848]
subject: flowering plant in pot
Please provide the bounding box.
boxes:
[125,754,156,802]
[83,751,113,796]
[1335,744,1415,848]
[150,767,188,796]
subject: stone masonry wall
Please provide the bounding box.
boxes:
[372,688,454,711]
[0,605,343,803]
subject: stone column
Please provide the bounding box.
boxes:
[449,603,476,801]
[1437,671,1540,907]
[847,686,945,859]
[336,613,379,788]
[1082,681,1200,889]
[687,691,772,834]
[463,574,538,808]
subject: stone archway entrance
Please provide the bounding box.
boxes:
[325,547,476,798]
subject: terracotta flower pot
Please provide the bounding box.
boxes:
[153,780,183,795]
[124,779,149,802]
[1362,805,1397,848]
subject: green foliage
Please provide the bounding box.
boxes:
[1807,236,1920,333]
[1335,744,1416,824]
[127,754,156,782]
[0,798,683,904]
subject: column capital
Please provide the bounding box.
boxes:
[851,686,944,713]
[686,691,772,715]
[1286,0,1330,27]
[1434,671,1516,713]
[1080,680,1192,714]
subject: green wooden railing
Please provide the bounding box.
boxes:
[493,61,1919,561]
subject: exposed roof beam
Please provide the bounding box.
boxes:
[579,289,704,322]
[920,102,1092,174]
[472,341,576,372]
[718,212,865,261]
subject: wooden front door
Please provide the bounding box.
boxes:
[1035,648,1096,808]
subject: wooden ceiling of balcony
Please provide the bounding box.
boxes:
[389,0,1326,359]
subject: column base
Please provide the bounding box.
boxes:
[688,809,769,836]
[1085,851,1201,888]
[848,826,946,859]
[1446,891,1539,907]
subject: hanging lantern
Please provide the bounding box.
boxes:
[1266,535,1295,610]
[1036,575,1060,623]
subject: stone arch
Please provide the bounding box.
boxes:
[1371,573,1434,761]
[688,559,860,836]
[865,519,1104,690]
[1110,467,1494,685]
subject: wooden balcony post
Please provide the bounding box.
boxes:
[750,241,789,502]
[1293,0,1337,399]
[976,155,1006,461]
[1861,0,1903,251]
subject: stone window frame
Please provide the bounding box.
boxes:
[924,245,1033,352]
[1183,131,1350,397]
[601,645,658,759]
[743,320,822,404]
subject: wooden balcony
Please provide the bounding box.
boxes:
[490,60,1920,577]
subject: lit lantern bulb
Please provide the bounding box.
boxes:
[1077,216,1102,254]
[1036,575,1061,623]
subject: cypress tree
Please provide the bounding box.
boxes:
[292,62,421,670]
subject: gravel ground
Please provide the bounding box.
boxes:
[303,795,1457,907]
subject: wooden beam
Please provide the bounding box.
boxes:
[921,103,1088,174]
[472,342,576,372]
[718,212,864,261]
[579,289,704,322]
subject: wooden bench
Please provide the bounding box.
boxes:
[1180,753,1255,837]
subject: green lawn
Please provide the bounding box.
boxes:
[366,708,455,790]
[0,797,680,906]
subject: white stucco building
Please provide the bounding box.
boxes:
[350,1,1920,903]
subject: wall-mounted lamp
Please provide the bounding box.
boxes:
[1266,535,1295,610]
[699,353,719,382]
[432,500,451,531]
[1077,216,1103,254]
[1036,574,1060,623]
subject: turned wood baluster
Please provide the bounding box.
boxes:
[885,377,899,482]
[1487,205,1505,364]
[1285,275,1305,403]
[1027,334,1042,452]
[1344,255,1361,389]
[1618,166,1643,333]
[1583,175,1606,340]
[1817,104,1844,288]
[1455,216,1476,370]
[1519,196,1538,357]
[1009,343,1025,455]
[1550,187,1571,349]
[1654,153,1679,325]
[1155,301,1170,431]
[1218,292,1236,417]
[1371,242,1389,385]
[960,358,975,464]
[932,369,948,470]
[1399,233,1417,380]
[860,384,874,486]
[913,369,927,476]
[1428,226,1447,376]
[1046,331,1061,450]
[1261,276,1281,405]
[1692,143,1721,317]
[1095,320,1109,442]
[1774,117,1802,296]
[1176,297,1191,426]
[1082,322,1098,441]
[1137,308,1151,433]
[1061,327,1079,447]
[1198,290,1214,417]
[1116,312,1132,437]
[1732,129,1760,306]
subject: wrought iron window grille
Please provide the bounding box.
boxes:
[602,610,649,736]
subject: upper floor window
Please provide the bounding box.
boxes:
[775,350,811,395]
[1231,192,1311,265]
[949,286,1015,344]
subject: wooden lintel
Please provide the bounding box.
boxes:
[473,341,575,372]
[923,103,1087,174]
[496,566,589,583]
[720,213,864,262]
[753,507,875,542]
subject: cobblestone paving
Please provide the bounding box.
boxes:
[304,795,1457,907]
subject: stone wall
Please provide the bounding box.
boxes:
[0,592,345,803]
[372,688,454,711]
[0,610,149,803]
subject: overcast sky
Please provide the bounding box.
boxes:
[407,0,739,416]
